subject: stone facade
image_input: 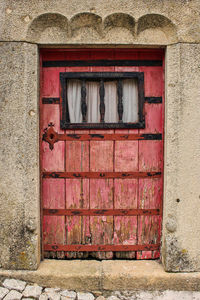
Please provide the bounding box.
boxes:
[0,0,199,272]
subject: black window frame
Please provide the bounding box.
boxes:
[60,72,145,129]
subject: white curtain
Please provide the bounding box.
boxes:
[104,81,118,123]
[67,79,138,123]
[86,81,100,123]
[67,80,82,123]
[123,79,138,123]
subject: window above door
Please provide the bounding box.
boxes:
[60,72,145,129]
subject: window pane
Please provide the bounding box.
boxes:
[104,81,118,123]
[67,80,82,123]
[123,79,138,123]
[86,81,100,123]
[66,78,139,124]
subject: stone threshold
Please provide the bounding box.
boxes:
[0,260,200,293]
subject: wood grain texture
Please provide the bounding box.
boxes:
[65,128,89,258]
[42,67,64,98]
[43,179,65,258]
[90,129,114,259]
[137,60,164,259]
[114,128,138,258]
[137,178,162,259]
[41,65,66,258]
[42,104,65,172]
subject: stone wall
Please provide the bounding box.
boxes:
[163,43,200,271]
[0,0,199,271]
[0,0,200,45]
[0,42,40,270]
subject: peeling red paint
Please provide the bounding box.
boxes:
[40,49,164,259]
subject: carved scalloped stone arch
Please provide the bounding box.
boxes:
[104,13,135,35]
[27,13,69,43]
[69,13,102,41]
[137,14,177,44]
[103,13,135,42]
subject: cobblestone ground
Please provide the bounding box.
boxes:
[0,279,200,300]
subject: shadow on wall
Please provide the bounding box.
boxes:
[26,12,177,44]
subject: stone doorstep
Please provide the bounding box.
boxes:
[0,260,200,293]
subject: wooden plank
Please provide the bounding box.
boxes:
[113,217,137,259]
[137,63,163,258]
[41,65,66,258]
[137,216,161,259]
[42,142,65,172]
[114,126,138,258]
[138,178,162,210]
[140,66,163,97]
[65,140,89,172]
[43,208,160,216]
[88,91,114,256]
[139,104,162,134]
[90,141,114,172]
[43,171,161,179]
[42,104,65,172]
[90,177,114,259]
[43,179,65,258]
[44,244,160,251]
[115,141,138,172]
[114,180,138,258]
[137,178,162,259]
[65,127,90,258]
[65,179,89,259]
[138,141,162,259]
[139,141,163,172]
[42,67,64,98]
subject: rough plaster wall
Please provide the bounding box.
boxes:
[162,43,200,271]
[0,42,40,270]
[0,0,200,44]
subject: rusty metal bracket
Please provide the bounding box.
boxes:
[42,123,58,150]
[42,125,162,150]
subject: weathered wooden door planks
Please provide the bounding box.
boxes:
[40,49,164,259]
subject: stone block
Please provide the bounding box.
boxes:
[192,292,200,300]
[44,288,61,293]
[77,292,95,300]
[4,290,22,300]
[0,41,40,270]
[39,295,49,300]
[162,43,200,272]
[60,290,76,299]
[43,292,61,300]
[0,287,9,299]
[3,279,26,291]
[22,285,43,298]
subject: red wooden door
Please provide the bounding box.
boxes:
[40,49,164,259]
